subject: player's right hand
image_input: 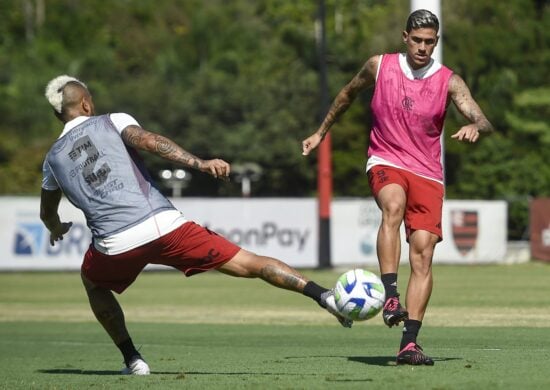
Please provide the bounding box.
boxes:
[302,133,323,156]
[49,222,73,246]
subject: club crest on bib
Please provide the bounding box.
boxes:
[401,96,414,111]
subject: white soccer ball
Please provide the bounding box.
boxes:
[334,269,386,321]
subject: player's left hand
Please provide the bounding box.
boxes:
[451,124,480,143]
[49,221,73,246]
[202,159,231,180]
[302,133,323,156]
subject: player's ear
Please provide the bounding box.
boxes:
[402,31,408,43]
[81,96,93,116]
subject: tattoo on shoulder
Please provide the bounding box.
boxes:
[365,56,378,76]
[317,58,376,138]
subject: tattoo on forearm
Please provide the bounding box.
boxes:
[153,135,202,168]
[318,59,374,139]
[260,264,305,292]
[122,125,203,169]
[451,75,494,133]
[319,96,352,139]
[153,135,177,156]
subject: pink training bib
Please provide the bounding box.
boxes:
[368,53,453,181]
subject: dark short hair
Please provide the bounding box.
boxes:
[406,9,439,33]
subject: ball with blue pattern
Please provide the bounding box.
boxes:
[334,269,386,321]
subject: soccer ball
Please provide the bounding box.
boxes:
[334,269,386,321]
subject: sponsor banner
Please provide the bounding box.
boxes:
[530,198,550,262]
[331,200,382,266]
[0,197,317,270]
[0,197,506,270]
[439,201,507,263]
[332,199,507,266]
[1,197,91,270]
[171,198,317,267]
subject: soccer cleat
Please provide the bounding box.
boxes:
[121,355,150,375]
[382,296,408,328]
[396,342,434,365]
[320,289,353,328]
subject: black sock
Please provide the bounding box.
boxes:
[303,281,328,306]
[117,338,140,366]
[400,319,422,350]
[381,273,398,299]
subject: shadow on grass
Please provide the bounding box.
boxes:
[349,356,462,366]
[39,369,323,377]
[348,356,396,366]
[184,371,317,376]
[187,371,372,383]
[37,369,181,375]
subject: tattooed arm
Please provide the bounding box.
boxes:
[121,125,230,179]
[449,74,494,143]
[302,55,378,156]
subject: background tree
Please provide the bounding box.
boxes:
[0,0,547,239]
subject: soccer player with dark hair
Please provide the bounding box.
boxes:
[302,9,493,365]
[40,75,351,375]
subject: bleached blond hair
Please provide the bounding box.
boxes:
[44,75,88,113]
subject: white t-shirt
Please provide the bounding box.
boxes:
[42,113,187,255]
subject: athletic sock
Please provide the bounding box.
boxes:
[117,338,140,366]
[381,273,399,299]
[303,281,328,306]
[400,319,422,350]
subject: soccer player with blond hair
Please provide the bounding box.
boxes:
[41,75,351,375]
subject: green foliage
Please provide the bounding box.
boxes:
[443,0,550,238]
[0,0,548,237]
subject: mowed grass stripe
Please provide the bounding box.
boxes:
[2,304,550,327]
[2,263,550,327]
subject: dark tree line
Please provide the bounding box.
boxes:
[0,0,548,239]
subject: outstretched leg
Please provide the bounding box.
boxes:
[81,272,150,374]
[218,249,352,327]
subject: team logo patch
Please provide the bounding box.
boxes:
[13,223,45,255]
[451,210,478,255]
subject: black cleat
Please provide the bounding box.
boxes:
[396,343,434,366]
[382,296,408,328]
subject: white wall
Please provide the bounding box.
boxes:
[331,199,507,266]
[0,197,506,270]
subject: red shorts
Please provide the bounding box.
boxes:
[368,165,444,241]
[81,221,241,293]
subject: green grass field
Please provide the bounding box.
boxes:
[1,263,550,389]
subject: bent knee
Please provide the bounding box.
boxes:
[218,249,261,278]
[381,203,405,225]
